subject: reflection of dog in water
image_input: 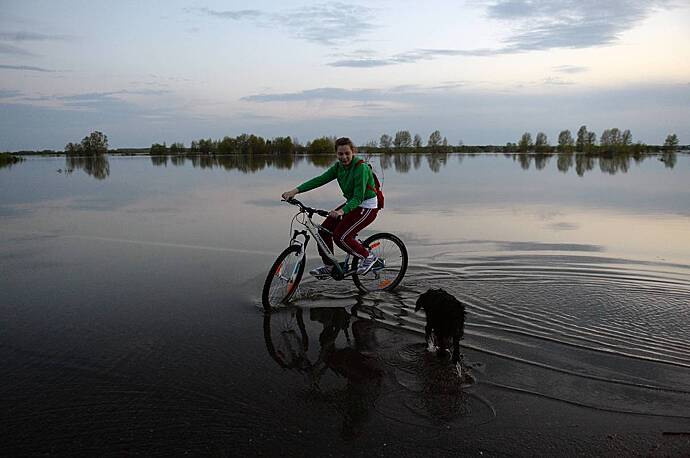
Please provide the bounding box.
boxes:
[415,288,466,363]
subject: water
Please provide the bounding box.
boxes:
[2,152,690,455]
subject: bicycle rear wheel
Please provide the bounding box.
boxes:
[262,245,305,310]
[352,233,408,293]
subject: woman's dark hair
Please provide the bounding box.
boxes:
[335,137,356,153]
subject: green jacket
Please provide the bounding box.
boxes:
[297,156,377,214]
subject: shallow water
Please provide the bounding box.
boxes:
[2,152,690,454]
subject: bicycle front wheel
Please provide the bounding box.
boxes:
[352,233,408,293]
[262,245,305,310]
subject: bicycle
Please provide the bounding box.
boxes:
[262,198,408,310]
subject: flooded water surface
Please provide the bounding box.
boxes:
[2,152,690,455]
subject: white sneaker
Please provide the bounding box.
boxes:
[356,254,379,275]
[309,265,332,278]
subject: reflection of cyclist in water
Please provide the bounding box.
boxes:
[310,307,383,440]
[264,306,382,440]
[281,137,381,277]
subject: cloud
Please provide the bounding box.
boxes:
[489,0,671,50]
[329,48,496,67]
[276,3,375,46]
[0,31,73,41]
[0,43,34,56]
[0,30,73,57]
[328,0,674,67]
[553,65,588,74]
[542,76,574,85]
[0,89,23,99]
[0,63,53,72]
[192,2,375,46]
[193,8,263,20]
[242,87,389,103]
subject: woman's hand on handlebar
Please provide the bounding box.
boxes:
[281,188,299,201]
[328,208,344,219]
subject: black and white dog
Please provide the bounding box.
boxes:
[415,288,466,363]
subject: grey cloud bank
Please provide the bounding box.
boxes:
[193,2,375,46]
[2,83,688,150]
[0,63,53,72]
[329,0,675,67]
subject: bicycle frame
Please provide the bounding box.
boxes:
[290,208,354,278]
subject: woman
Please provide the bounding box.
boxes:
[281,137,380,277]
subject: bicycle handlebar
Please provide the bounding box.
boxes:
[283,198,330,218]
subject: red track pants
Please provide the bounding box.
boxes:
[318,206,378,265]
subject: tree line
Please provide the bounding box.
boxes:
[511,126,680,154]
[53,129,683,157]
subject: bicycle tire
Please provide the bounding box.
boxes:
[263,306,309,369]
[352,233,408,293]
[262,245,306,310]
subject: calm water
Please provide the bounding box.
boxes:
[2,153,690,455]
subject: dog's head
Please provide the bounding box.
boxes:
[415,288,466,356]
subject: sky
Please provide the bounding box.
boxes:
[1,0,689,150]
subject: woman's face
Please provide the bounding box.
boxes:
[336,145,354,166]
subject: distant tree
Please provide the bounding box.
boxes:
[576,125,588,152]
[600,128,629,153]
[413,134,423,148]
[246,134,267,154]
[150,142,167,155]
[442,137,448,147]
[557,130,574,153]
[307,136,335,155]
[534,132,549,153]
[427,130,442,148]
[169,142,185,155]
[600,129,611,148]
[217,136,237,154]
[393,130,412,148]
[270,136,294,155]
[365,139,378,148]
[190,140,199,153]
[518,132,533,152]
[65,131,108,156]
[197,138,215,155]
[82,131,108,155]
[663,133,679,151]
[586,131,596,151]
[64,142,81,155]
[379,134,393,149]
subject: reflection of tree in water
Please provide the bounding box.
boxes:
[66,155,110,180]
[413,154,422,170]
[575,153,596,176]
[660,151,677,168]
[517,154,532,170]
[307,154,333,168]
[599,153,630,175]
[142,151,677,176]
[378,153,393,171]
[393,153,411,173]
[426,152,448,173]
[150,155,168,166]
[557,153,573,173]
[534,153,551,170]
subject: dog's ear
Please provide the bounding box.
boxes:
[414,294,424,312]
[415,290,431,312]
